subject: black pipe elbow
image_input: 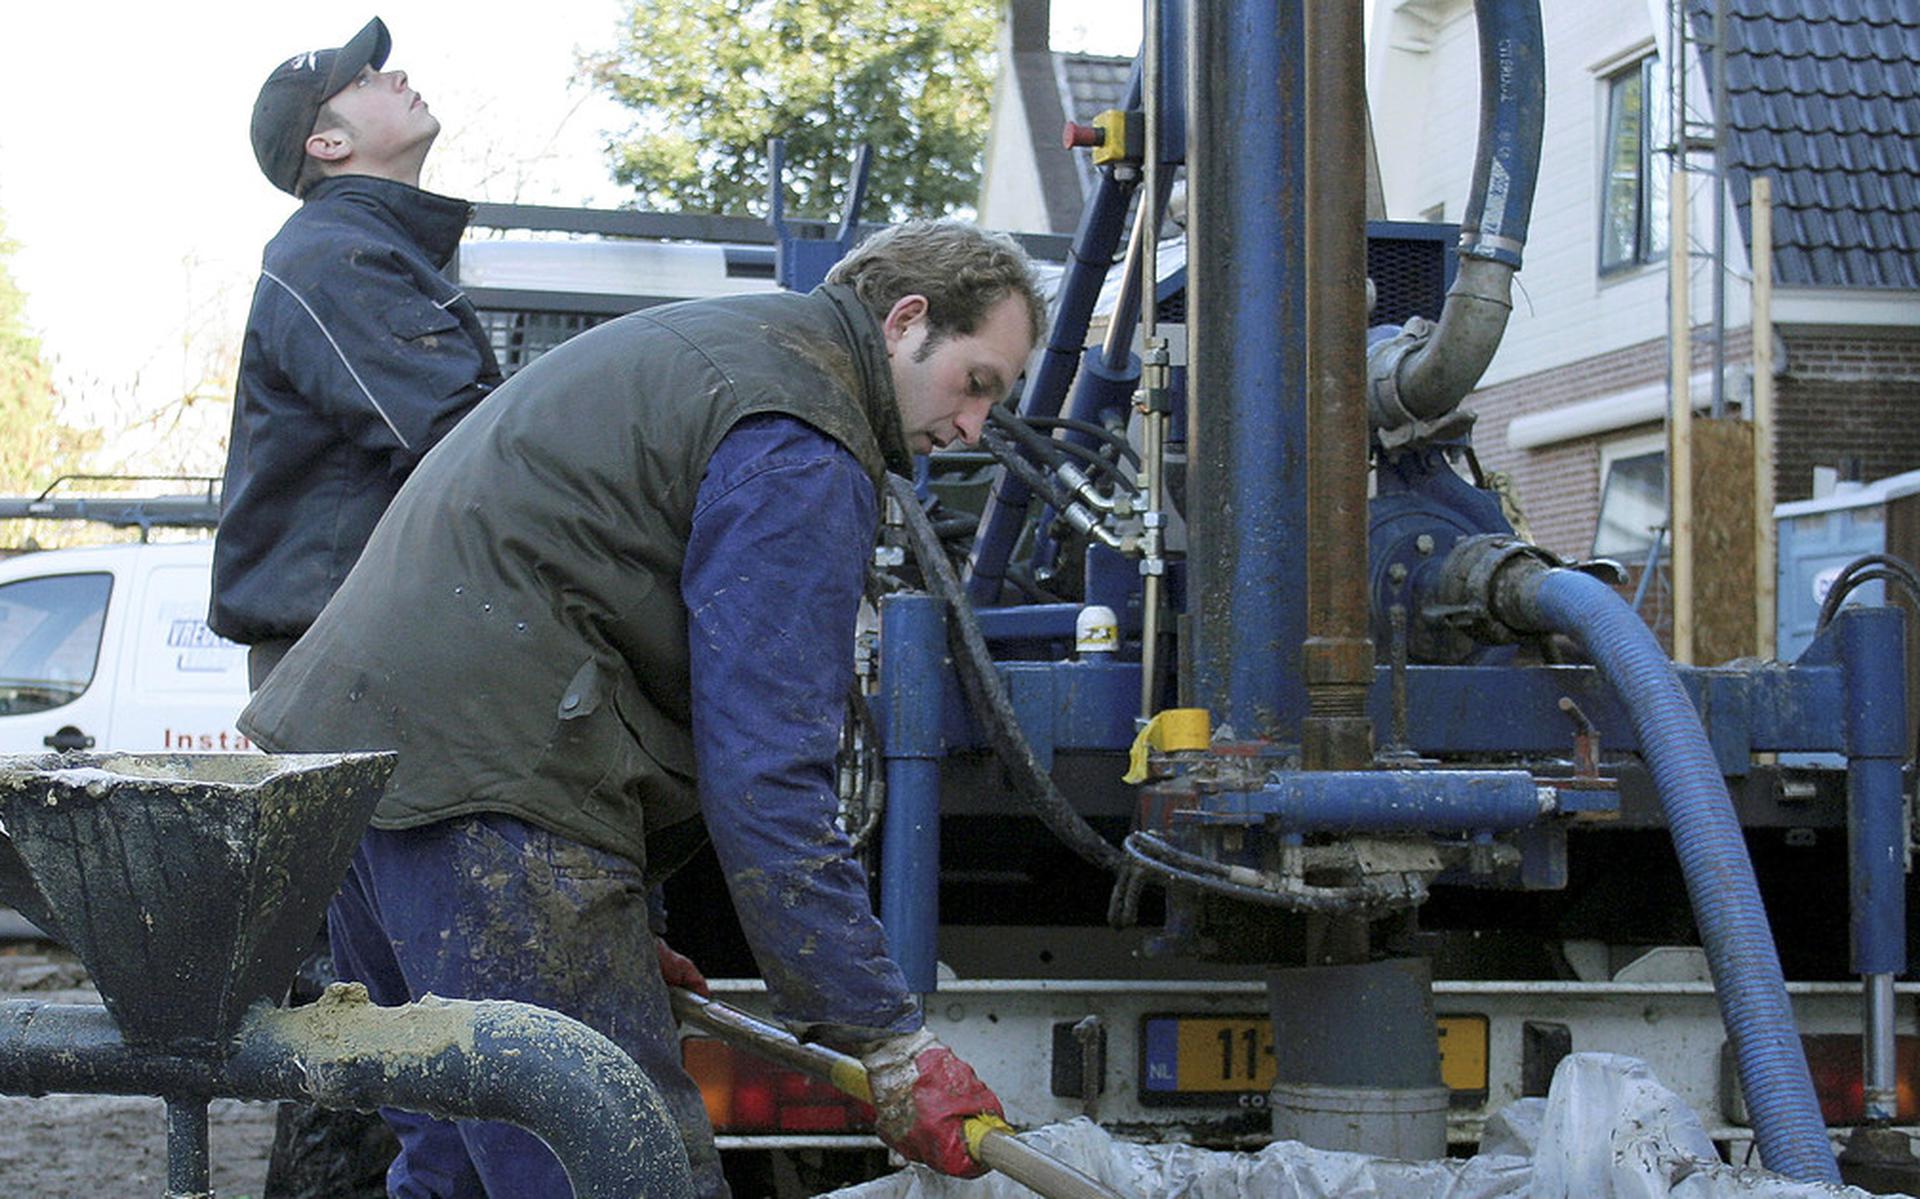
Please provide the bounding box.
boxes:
[227,986,695,1199]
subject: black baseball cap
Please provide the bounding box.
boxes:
[250,17,392,195]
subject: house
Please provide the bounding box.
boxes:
[1367,0,1920,566]
[977,0,1134,235]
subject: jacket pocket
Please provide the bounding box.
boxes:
[533,659,631,801]
[384,293,462,343]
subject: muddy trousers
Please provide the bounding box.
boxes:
[326,813,729,1199]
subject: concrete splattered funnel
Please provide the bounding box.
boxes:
[0,752,393,1046]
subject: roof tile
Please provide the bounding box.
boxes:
[1712,0,1920,288]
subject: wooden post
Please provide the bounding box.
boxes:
[1751,176,1776,660]
[1669,167,1694,663]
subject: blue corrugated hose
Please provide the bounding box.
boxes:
[1529,569,1839,1184]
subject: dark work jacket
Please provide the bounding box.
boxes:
[210,174,501,644]
[240,284,911,874]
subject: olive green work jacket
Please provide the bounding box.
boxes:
[240,284,912,873]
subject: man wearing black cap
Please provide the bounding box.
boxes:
[211,16,500,684]
[213,19,500,1198]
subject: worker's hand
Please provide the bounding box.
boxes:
[654,936,710,998]
[858,1028,1004,1177]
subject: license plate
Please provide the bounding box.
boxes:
[1138,1013,1490,1108]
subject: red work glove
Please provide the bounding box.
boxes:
[858,1028,1004,1177]
[654,936,710,998]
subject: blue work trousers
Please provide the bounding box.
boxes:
[326,813,728,1198]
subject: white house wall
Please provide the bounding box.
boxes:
[1369,0,1753,391]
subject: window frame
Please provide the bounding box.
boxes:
[1592,431,1669,561]
[1597,53,1669,277]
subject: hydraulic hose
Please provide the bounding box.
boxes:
[1368,0,1544,429]
[1498,566,1839,1184]
[888,474,1125,873]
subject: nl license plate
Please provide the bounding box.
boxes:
[1138,1013,1490,1108]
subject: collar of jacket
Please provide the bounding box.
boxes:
[301,174,473,269]
[816,282,914,479]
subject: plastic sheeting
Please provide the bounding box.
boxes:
[825,1054,1890,1199]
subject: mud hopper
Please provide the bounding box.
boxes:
[0,752,694,1199]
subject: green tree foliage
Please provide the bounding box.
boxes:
[586,0,998,219]
[0,213,96,502]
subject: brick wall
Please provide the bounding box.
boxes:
[1775,332,1920,500]
[1462,326,1920,554]
[1464,329,1752,560]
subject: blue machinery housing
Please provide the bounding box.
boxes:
[857,0,1904,1185]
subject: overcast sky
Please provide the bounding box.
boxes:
[0,2,1140,446]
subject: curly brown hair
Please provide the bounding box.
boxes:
[826,220,1046,349]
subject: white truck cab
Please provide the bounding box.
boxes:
[0,540,250,755]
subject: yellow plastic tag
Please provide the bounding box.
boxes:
[1122,708,1212,784]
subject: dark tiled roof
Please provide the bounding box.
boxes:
[1703,0,1920,288]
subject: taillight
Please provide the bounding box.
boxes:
[1802,1035,1920,1125]
[1723,1035,1920,1126]
[681,1036,877,1134]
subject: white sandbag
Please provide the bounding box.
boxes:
[825,1054,1893,1199]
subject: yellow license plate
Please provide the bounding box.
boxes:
[1139,1013,1489,1107]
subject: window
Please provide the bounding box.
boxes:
[1599,55,1670,274]
[1593,433,1667,559]
[0,573,112,716]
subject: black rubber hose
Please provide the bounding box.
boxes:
[1020,417,1141,469]
[886,474,1125,873]
[1816,553,1920,632]
[980,428,1077,514]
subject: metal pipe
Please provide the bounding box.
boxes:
[1135,0,1180,720]
[0,994,696,1199]
[1836,606,1910,1123]
[1302,0,1375,770]
[1711,0,1729,419]
[879,592,947,994]
[1752,176,1777,659]
[165,1098,211,1199]
[1866,974,1898,1121]
[1247,769,1547,832]
[1188,0,1308,741]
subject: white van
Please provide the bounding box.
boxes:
[0,541,250,754]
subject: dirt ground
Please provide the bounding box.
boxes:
[0,947,279,1197]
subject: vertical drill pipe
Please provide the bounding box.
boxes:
[165,1097,211,1198]
[1301,0,1376,769]
[964,68,1144,606]
[879,593,949,993]
[1840,607,1909,1120]
[1187,0,1308,741]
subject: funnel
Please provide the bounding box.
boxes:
[0,752,393,1046]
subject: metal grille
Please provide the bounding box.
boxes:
[1366,224,1458,328]
[478,310,612,377]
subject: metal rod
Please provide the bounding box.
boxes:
[1865,973,1898,1122]
[1136,0,1172,719]
[1752,176,1776,659]
[164,1097,211,1199]
[1301,0,1375,767]
[1710,0,1728,419]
